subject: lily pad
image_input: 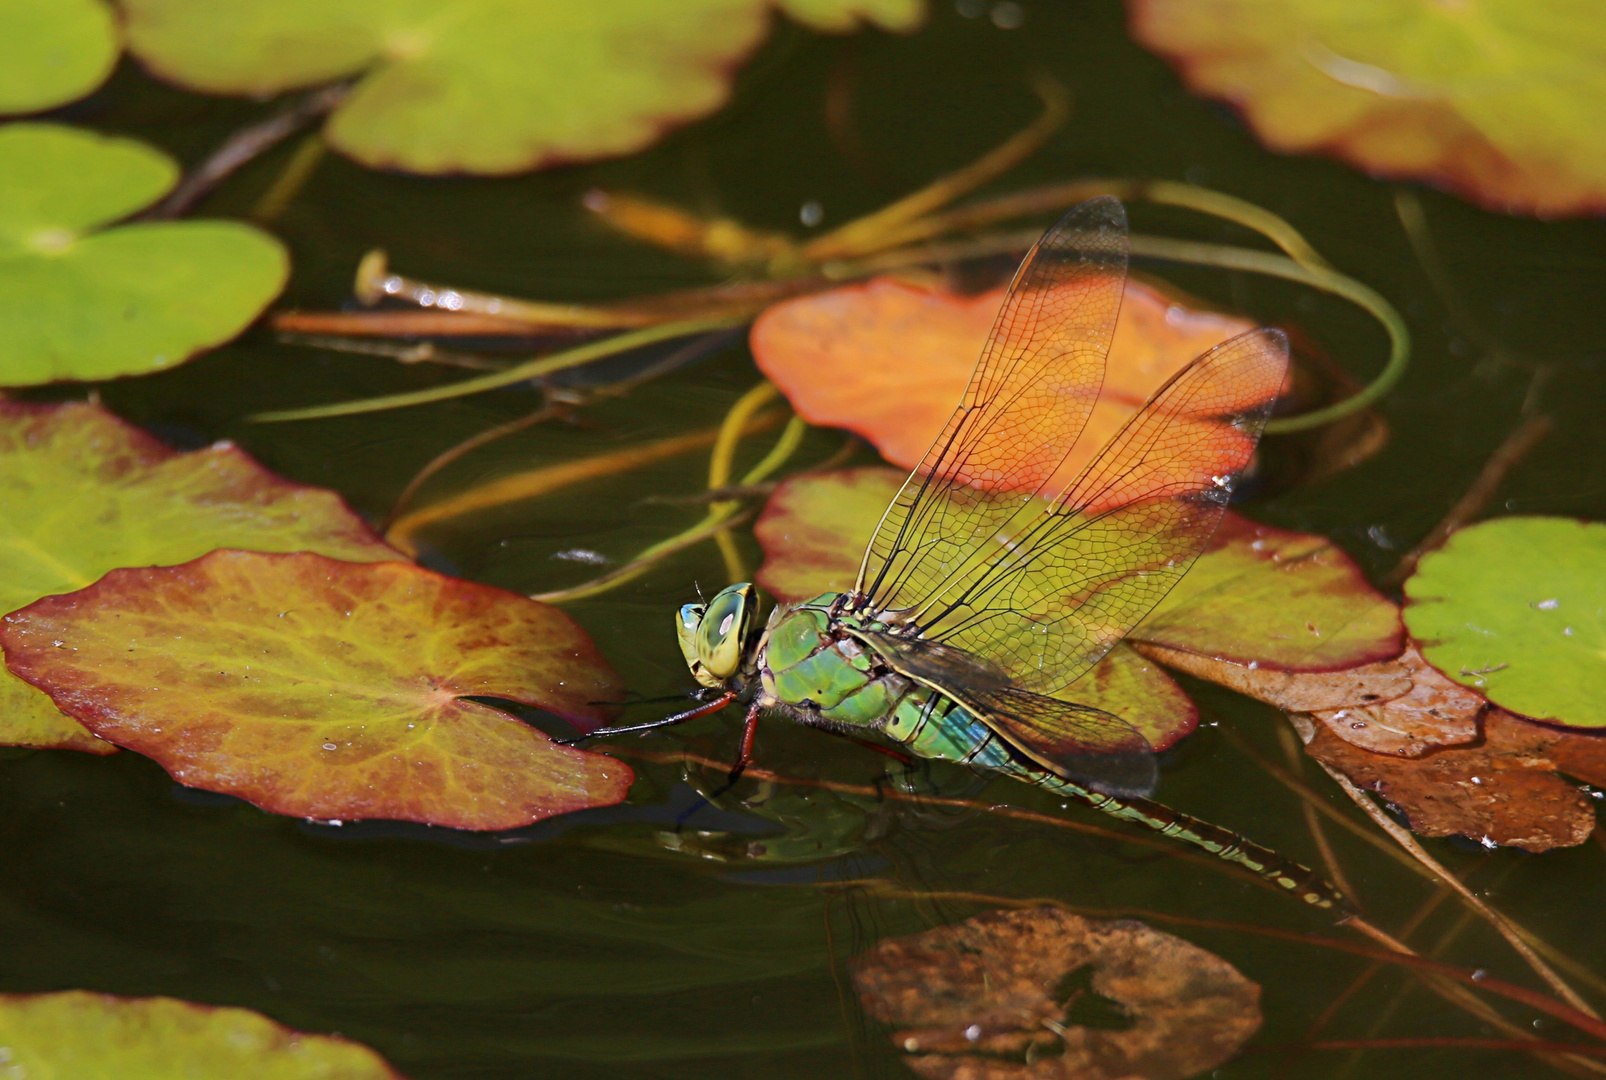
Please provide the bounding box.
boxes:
[120,0,924,175]
[852,906,1261,1080]
[0,122,288,385]
[1299,644,1482,757]
[1,549,631,829]
[1404,516,1606,728]
[751,276,1267,503]
[1300,708,1606,852]
[0,990,406,1078]
[753,466,1196,749]
[1129,0,1606,217]
[0,401,403,754]
[1136,513,1403,672]
[0,0,119,114]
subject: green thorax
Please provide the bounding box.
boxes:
[757,593,917,730]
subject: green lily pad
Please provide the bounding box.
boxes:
[0,401,403,754]
[0,0,119,114]
[1405,516,1606,728]
[2,548,631,828]
[0,990,406,1078]
[120,0,924,175]
[0,122,288,385]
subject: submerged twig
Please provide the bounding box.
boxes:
[1276,722,1360,908]
[144,83,348,220]
[1383,410,1554,587]
[1319,762,1599,1020]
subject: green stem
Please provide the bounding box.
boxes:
[248,316,744,422]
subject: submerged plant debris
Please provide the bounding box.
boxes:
[2,549,630,828]
[852,906,1262,1080]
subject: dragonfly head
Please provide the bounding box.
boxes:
[676,582,757,688]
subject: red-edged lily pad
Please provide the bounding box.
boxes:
[1,549,631,829]
[751,276,1269,505]
[0,990,406,1078]
[754,467,1400,748]
[0,401,402,754]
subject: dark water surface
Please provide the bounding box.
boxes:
[6,3,1606,1078]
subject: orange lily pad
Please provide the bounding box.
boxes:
[751,276,1269,505]
[0,401,402,755]
[1,549,631,829]
[1129,0,1606,217]
[0,990,406,1079]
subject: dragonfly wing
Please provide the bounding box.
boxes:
[857,629,1156,797]
[914,327,1291,695]
[856,196,1129,616]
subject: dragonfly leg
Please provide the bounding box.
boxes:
[728,700,763,784]
[555,689,737,745]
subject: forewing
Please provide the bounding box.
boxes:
[855,197,1129,616]
[912,328,1290,695]
[858,630,1156,797]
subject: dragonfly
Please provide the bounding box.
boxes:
[575,196,1348,914]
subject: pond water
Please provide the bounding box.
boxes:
[6,3,1606,1078]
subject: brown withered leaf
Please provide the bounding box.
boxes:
[851,907,1261,1080]
[1301,709,1606,852]
[1133,643,1483,758]
[1305,646,1483,757]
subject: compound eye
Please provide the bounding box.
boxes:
[696,585,751,679]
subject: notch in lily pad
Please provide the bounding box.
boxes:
[2,549,633,829]
[0,122,288,386]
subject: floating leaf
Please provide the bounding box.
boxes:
[1299,644,1482,757]
[852,906,1261,1080]
[121,0,924,175]
[1129,0,1606,217]
[753,466,1196,749]
[0,401,402,754]
[0,0,119,114]
[752,276,1267,505]
[0,123,288,385]
[1404,516,1606,729]
[0,990,406,1078]
[2,549,630,829]
[1300,708,1606,852]
[1137,513,1403,672]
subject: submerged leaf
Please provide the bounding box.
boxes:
[121,0,923,175]
[0,123,288,385]
[0,0,118,114]
[1129,0,1606,217]
[2,550,630,829]
[754,467,1196,749]
[0,401,401,754]
[0,990,406,1078]
[1300,708,1606,852]
[752,277,1267,506]
[852,906,1261,1080]
[1405,516,1606,729]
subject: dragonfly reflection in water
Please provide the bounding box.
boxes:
[576,196,1348,914]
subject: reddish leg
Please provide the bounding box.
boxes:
[728,700,762,783]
